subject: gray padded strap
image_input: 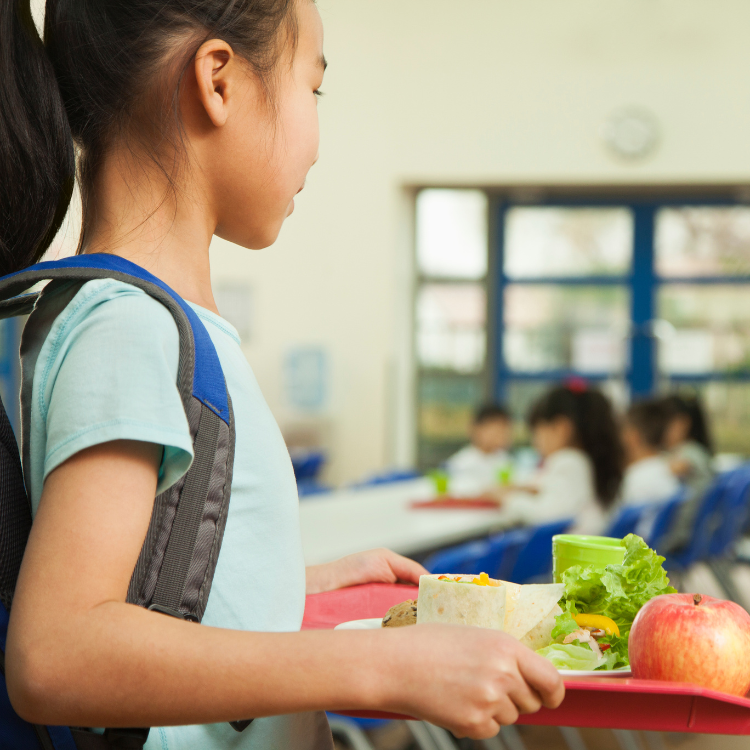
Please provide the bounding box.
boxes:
[152,404,221,616]
[20,281,86,498]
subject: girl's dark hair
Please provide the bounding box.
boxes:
[661,393,713,454]
[528,384,624,509]
[0,0,299,276]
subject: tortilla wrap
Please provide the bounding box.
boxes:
[500,581,564,647]
[519,603,563,650]
[417,574,507,630]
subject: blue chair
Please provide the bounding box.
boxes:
[423,528,532,580]
[605,503,651,540]
[666,472,734,571]
[642,490,687,552]
[291,450,326,481]
[507,518,574,583]
[296,478,333,497]
[350,468,421,488]
[707,466,750,559]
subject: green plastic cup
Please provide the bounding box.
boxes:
[428,469,450,497]
[552,534,625,583]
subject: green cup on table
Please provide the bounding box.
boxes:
[552,534,625,583]
[428,469,450,497]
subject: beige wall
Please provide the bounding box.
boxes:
[211,0,750,483]
[51,1,750,483]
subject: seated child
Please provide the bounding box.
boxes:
[660,393,715,551]
[445,403,513,494]
[620,400,680,506]
[495,383,624,535]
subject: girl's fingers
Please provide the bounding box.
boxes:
[516,650,565,709]
[382,549,428,583]
[491,694,520,727]
[508,682,543,715]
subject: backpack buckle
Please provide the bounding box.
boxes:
[103,727,150,748]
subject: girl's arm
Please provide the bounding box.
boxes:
[5,440,563,739]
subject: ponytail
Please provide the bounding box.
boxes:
[528,384,625,508]
[0,0,75,276]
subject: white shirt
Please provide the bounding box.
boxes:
[445,444,512,495]
[621,455,680,506]
[505,448,605,534]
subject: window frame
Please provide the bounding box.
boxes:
[491,196,750,403]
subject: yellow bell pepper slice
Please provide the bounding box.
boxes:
[574,613,620,637]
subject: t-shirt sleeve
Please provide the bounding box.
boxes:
[38,281,194,494]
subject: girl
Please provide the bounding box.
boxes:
[0,0,563,747]
[661,394,714,490]
[659,394,714,551]
[495,384,624,535]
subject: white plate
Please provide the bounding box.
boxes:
[335,617,383,630]
[334,618,632,676]
[559,667,631,677]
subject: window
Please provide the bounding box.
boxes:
[414,193,750,467]
[415,190,488,468]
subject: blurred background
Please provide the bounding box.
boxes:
[15,0,750,486]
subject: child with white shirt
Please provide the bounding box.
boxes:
[445,404,513,494]
[620,400,680,506]
[496,384,624,535]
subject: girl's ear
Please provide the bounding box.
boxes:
[193,39,236,127]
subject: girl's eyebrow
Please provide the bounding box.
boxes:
[318,55,328,72]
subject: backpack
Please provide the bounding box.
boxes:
[0,254,246,749]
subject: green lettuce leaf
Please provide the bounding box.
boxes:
[542,534,676,671]
[550,610,579,641]
[536,642,602,671]
[558,534,676,640]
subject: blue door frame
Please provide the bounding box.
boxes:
[491,197,750,404]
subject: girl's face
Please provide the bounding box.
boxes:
[532,416,576,458]
[197,0,325,249]
[663,415,691,450]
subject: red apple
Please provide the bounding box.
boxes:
[630,593,750,696]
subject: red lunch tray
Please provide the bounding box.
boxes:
[302,582,750,734]
[410,497,500,510]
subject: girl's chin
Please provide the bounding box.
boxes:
[286,198,295,217]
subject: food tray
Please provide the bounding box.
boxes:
[409,497,500,510]
[302,582,750,734]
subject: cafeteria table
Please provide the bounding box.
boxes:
[303,583,750,735]
[299,478,514,566]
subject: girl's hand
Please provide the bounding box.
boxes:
[306,548,427,594]
[378,624,565,738]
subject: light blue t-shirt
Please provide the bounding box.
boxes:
[27,279,325,749]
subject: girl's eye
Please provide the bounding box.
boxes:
[313,89,324,98]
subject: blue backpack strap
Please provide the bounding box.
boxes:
[0,253,236,622]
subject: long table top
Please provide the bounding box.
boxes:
[299,479,513,565]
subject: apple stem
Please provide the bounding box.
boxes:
[693,593,703,606]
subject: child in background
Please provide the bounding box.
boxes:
[660,394,715,551]
[662,394,714,490]
[445,403,513,494]
[495,384,624,535]
[620,401,680,506]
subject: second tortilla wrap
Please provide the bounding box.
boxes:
[500,581,565,646]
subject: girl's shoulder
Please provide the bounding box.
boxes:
[38,277,181,360]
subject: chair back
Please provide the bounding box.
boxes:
[507,518,574,583]
[423,539,494,576]
[605,503,651,540]
[642,490,687,552]
[669,471,733,569]
[707,466,750,558]
[350,469,421,488]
